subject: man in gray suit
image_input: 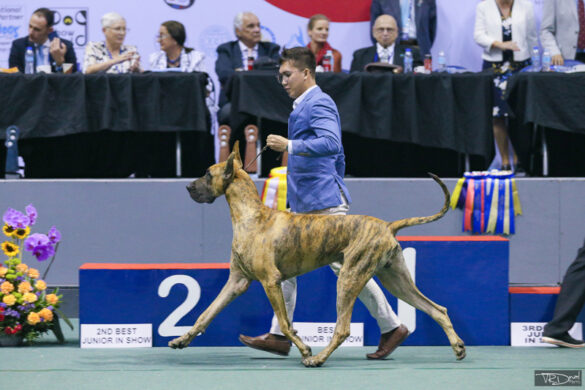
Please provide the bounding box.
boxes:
[541,0,585,65]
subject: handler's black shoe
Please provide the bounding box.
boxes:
[239,333,291,356]
[542,333,585,348]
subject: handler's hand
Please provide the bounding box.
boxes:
[551,54,564,66]
[267,134,288,152]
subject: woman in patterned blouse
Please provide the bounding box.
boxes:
[84,12,141,74]
[149,21,205,72]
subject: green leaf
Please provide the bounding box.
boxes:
[54,307,74,330]
[51,312,65,344]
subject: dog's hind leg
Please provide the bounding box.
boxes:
[169,268,250,349]
[261,279,313,359]
[375,251,466,360]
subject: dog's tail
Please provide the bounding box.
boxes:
[388,173,450,235]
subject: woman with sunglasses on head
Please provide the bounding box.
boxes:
[149,20,205,72]
[84,12,141,74]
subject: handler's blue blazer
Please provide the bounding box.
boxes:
[287,86,352,213]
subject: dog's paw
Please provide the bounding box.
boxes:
[453,342,466,360]
[168,335,191,349]
[301,356,324,368]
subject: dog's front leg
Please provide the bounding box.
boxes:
[261,281,312,359]
[169,269,250,349]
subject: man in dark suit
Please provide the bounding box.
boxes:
[351,14,422,72]
[9,8,77,73]
[215,12,280,110]
[215,11,281,175]
[371,0,436,57]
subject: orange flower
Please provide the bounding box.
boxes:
[34,280,47,291]
[23,292,37,303]
[15,263,28,273]
[2,294,16,306]
[45,294,59,305]
[1,281,14,294]
[18,281,33,294]
[0,266,7,278]
[27,268,40,279]
[27,312,40,325]
[39,308,53,322]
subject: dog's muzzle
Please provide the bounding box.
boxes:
[186,181,216,204]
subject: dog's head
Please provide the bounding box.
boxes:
[187,141,243,203]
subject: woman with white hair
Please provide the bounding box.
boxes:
[84,12,141,73]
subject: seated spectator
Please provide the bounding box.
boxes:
[149,20,205,72]
[540,0,585,66]
[306,14,342,72]
[474,0,536,172]
[9,7,77,73]
[215,11,281,175]
[84,12,141,74]
[351,14,422,72]
[215,11,280,113]
[370,0,437,56]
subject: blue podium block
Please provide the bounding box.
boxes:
[80,236,509,347]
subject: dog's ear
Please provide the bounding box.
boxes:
[232,141,242,169]
[223,149,236,182]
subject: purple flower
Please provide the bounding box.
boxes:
[25,204,37,226]
[2,208,30,229]
[48,226,61,244]
[0,302,6,308]
[32,244,55,261]
[24,233,50,251]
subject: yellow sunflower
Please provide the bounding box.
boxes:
[13,226,30,239]
[1,241,19,257]
[2,224,15,237]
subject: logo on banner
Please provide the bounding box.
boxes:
[0,5,25,66]
[164,0,195,10]
[198,25,231,58]
[260,25,276,44]
[52,8,88,48]
[264,0,370,22]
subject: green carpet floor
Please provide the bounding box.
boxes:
[1,320,583,390]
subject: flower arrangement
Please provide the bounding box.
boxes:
[0,204,69,344]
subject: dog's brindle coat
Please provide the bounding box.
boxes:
[169,143,466,367]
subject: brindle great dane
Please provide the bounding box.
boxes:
[169,142,466,367]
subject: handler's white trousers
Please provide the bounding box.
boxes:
[270,194,401,336]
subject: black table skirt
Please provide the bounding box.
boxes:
[0,72,210,139]
[0,72,213,178]
[506,72,585,134]
[228,71,495,160]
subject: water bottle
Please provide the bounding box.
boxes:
[403,48,413,74]
[25,46,35,74]
[531,46,541,71]
[437,50,447,72]
[322,50,333,72]
[542,50,551,72]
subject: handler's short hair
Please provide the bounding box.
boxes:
[280,47,316,77]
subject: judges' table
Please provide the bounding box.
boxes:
[0,72,212,178]
[506,72,585,176]
[506,72,585,134]
[227,71,495,160]
[0,72,209,138]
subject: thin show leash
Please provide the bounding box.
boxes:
[243,145,284,172]
[243,145,269,171]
